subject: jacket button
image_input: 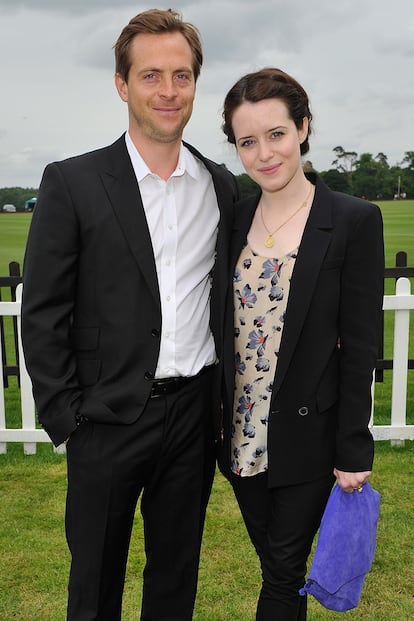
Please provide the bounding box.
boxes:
[144,371,154,381]
[151,328,160,337]
[298,406,309,416]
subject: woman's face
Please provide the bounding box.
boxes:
[231,98,308,193]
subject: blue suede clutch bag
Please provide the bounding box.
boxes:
[299,481,380,612]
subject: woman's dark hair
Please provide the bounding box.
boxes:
[114,8,203,82]
[222,67,312,156]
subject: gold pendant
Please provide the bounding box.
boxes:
[265,235,275,248]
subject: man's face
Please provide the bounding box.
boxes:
[115,31,196,146]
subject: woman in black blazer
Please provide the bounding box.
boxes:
[219,68,384,620]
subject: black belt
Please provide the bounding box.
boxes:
[150,365,214,398]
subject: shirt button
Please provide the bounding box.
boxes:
[144,371,154,381]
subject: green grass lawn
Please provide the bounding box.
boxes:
[0,443,413,620]
[0,203,413,619]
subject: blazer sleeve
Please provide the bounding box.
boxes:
[335,200,384,471]
[22,162,83,446]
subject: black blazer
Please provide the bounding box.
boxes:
[220,174,384,487]
[22,135,238,446]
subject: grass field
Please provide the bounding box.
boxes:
[0,204,413,620]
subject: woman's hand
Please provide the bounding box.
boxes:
[333,468,372,494]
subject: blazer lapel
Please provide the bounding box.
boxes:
[231,194,260,266]
[273,179,334,393]
[99,136,160,309]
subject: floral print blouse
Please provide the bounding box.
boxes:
[232,242,298,477]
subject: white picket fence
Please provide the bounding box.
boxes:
[1,281,413,455]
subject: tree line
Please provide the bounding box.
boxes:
[237,148,414,201]
[1,148,413,208]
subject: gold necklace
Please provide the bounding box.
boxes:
[260,183,313,248]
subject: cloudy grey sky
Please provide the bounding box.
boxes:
[0,0,413,187]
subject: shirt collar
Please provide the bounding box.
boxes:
[125,132,200,182]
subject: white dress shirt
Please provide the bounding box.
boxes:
[125,132,220,378]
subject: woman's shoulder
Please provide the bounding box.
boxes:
[313,174,382,220]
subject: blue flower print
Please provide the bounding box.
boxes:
[252,446,267,458]
[244,383,253,394]
[260,259,283,284]
[235,327,240,338]
[260,413,269,425]
[231,460,242,475]
[243,422,256,438]
[247,329,268,356]
[254,316,266,328]
[265,382,273,393]
[269,284,284,301]
[235,352,246,375]
[237,395,254,418]
[236,284,257,310]
[256,357,270,372]
[243,258,252,270]
[234,267,241,283]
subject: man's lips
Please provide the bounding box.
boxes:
[154,107,180,114]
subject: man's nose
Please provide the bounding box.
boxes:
[159,76,177,98]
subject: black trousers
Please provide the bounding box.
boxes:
[65,369,215,621]
[231,471,335,621]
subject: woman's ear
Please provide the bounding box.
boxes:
[299,116,309,144]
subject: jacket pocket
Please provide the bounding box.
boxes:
[71,326,100,351]
[71,327,101,385]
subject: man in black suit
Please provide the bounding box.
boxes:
[21,9,238,621]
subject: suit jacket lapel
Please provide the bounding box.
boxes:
[99,136,161,308]
[273,178,334,393]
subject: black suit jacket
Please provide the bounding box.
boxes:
[220,174,384,487]
[22,135,238,446]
